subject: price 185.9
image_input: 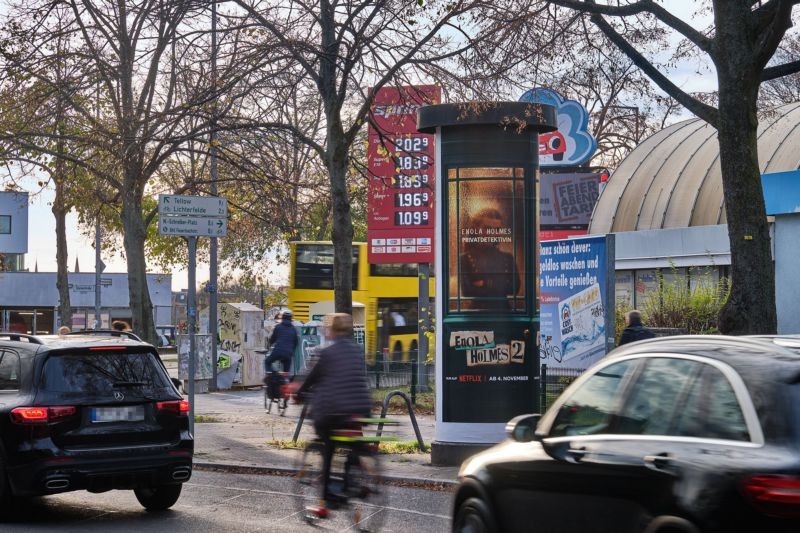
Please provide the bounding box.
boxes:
[394,210,430,226]
[393,174,429,189]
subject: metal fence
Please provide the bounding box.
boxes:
[539,364,585,412]
[367,352,434,393]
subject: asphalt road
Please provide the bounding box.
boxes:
[1,469,453,532]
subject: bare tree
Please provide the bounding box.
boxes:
[529,0,800,334]
[0,0,260,342]
[230,0,495,314]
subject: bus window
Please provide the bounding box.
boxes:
[294,244,359,290]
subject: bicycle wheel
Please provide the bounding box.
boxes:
[346,446,388,533]
[293,440,326,525]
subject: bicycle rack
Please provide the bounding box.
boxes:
[291,390,426,451]
[292,404,309,443]
[376,390,426,451]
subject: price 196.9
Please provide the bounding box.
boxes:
[394,210,430,226]
[395,192,430,207]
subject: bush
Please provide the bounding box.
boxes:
[616,269,730,342]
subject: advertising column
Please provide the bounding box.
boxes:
[418,102,557,465]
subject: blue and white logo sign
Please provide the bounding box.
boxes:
[520,88,597,167]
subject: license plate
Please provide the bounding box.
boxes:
[90,406,145,423]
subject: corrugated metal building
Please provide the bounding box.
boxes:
[588,102,800,332]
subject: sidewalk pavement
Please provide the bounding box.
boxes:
[189,388,461,488]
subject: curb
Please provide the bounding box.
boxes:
[192,461,458,491]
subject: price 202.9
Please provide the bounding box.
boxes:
[392,136,429,152]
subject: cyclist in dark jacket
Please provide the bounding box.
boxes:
[296,313,371,505]
[619,309,656,346]
[266,311,299,373]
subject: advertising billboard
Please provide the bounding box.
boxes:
[519,87,597,167]
[539,235,615,370]
[367,85,440,264]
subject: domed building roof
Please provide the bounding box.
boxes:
[589,101,800,233]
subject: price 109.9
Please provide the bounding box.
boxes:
[394,210,430,226]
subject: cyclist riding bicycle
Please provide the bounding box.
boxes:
[295,313,372,507]
[265,310,299,374]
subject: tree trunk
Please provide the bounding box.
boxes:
[715,30,777,334]
[120,190,157,343]
[52,179,72,330]
[329,144,354,315]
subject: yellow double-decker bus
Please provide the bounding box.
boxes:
[287,241,434,366]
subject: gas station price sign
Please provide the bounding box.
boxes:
[367,85,440,264]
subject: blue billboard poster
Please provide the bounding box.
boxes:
[540,235,615,370]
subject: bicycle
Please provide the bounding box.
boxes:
[293,417,397,532]
[263,362,290,415]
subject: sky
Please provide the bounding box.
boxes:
[16,2,720,292]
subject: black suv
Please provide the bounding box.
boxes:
[0,331,192,515]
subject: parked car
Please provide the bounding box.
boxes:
[0,331,192,517]
[452,335,800,532]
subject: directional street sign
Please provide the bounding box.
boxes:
[158,194,228,237]
[159,194,228,217]
[159,215,227,237]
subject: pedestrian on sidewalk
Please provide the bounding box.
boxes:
[619,310,656,346]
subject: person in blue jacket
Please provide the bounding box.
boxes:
[265,310,299,373]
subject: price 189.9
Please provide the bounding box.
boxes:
[397,154,429,170]
[394,210,430,226]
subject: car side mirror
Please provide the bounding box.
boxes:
[506,414,542,443]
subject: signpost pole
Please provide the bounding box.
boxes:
[418,263,430,392]
[187,236,197,435]
[208,0,219,393]
[94,220,102,329]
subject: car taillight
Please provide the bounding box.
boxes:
[11,406,77,424]
[156,400,190,415]
[741,475,800,517]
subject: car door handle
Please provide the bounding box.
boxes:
[643,453,671,470]
[567,447,587,462]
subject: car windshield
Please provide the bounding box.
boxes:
[41,351,172,396]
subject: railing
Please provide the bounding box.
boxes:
[367,351,434,400]
[539,364,584,412]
